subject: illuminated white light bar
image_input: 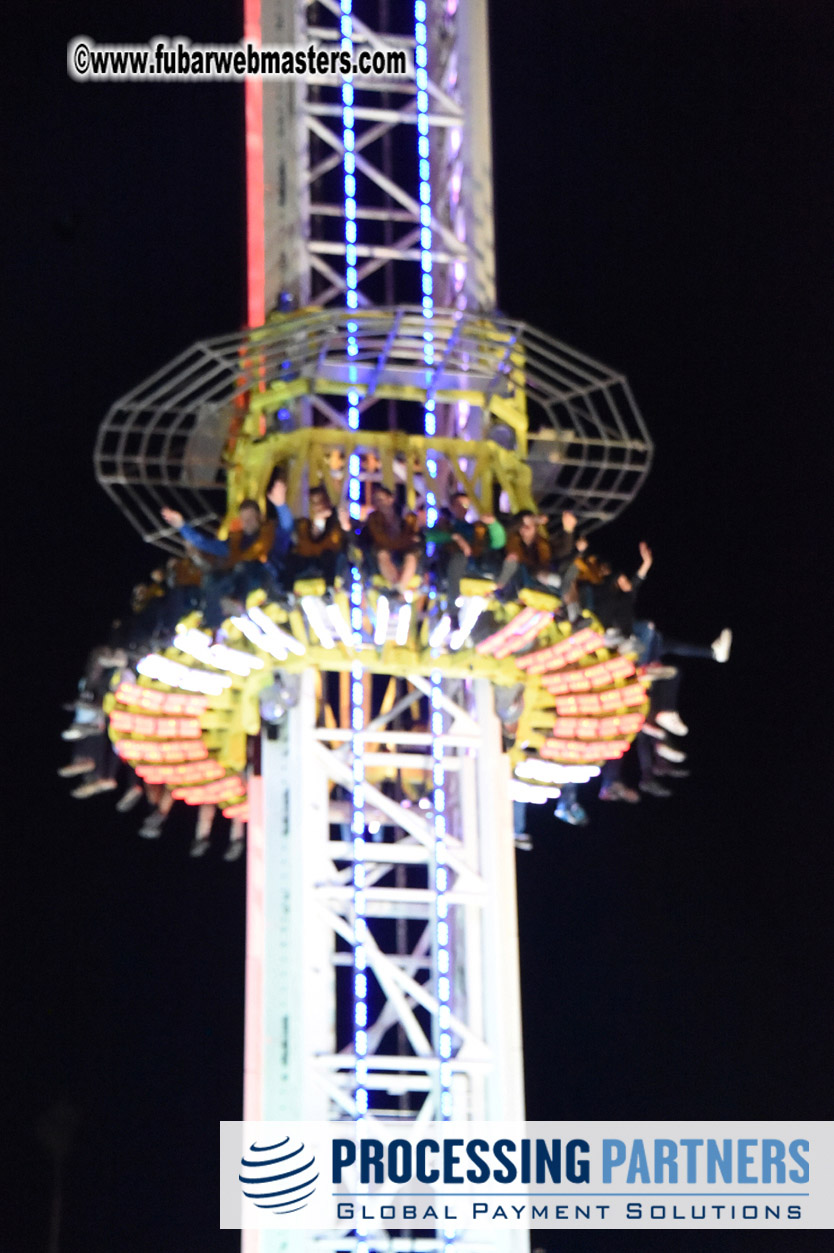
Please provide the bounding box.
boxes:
[449,595,488,651]
[136,653,231,695]
[514,758,601,785]
[395,603,412,647]
[374,595,390,646]
[429,614,451,649]
[300,596,336,649]
[509,781,562,804]
[247,605,306,657]
[230,615,287,661]
[173,628,264,676]
[325,601,354,648]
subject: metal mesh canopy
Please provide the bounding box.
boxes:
[94,306,652,552]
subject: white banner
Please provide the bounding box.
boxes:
[220,1120,832,1230]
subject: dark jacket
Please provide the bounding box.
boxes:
[591,573,645,635]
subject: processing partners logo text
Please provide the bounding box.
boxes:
[239,1134,318,1216]
[221,1121,828,1230]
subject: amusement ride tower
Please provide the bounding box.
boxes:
[92,3,652,1251]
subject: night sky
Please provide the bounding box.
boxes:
[4,2,832,1250]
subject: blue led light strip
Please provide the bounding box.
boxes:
[341,1,369,1147]
[430,672,452,1118]
[415,2,453,1133]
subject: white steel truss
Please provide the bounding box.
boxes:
[244,672,527,1253]
[251,0,494,320]
[240,13,529,1248]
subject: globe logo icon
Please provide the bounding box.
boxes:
[239,1135,319,1215]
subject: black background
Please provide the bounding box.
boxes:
[3,1,832,1250]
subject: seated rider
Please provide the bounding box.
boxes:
[263,469,296,591]
[129,566,167,640]
[550,508,584,596]
[590,541,653,643]
[160,499,281,626]
[571,543,609,613]
[423,490,506,618]
[155,548,207,633]
[495,510,561,599]
[596,542,731,666]
[284,484,349,588]
[363,484,421,594]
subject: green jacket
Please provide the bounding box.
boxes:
[424,517,506,558]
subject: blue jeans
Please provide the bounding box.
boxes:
[203,562,267,626]
[633,620,713,666]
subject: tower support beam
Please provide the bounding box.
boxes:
[243,673,526,1253]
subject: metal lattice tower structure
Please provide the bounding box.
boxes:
[93,5,653,1252]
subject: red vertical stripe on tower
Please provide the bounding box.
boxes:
[244,0,265,327]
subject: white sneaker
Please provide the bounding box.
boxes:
[711,628,732,663]
[70,777,117,799]
[98,648,128,668]
[656,742,687,764]
[655,710,689,737]
[62,719,105,741]
[71,779,104,799]
[58,758,96,778]
[642,662,678,681]
[116,784,144,813]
